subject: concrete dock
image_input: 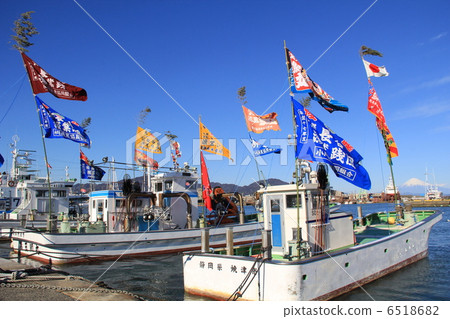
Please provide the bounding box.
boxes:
[0,257,145,301]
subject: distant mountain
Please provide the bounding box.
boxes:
[72,177,288,195]
[398,178,450,196]
[211,178,288,195]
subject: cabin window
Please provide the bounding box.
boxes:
[286,194,302,208]
[185,180,196,189]
[97,201,103,212]
[116,199,124,208]
[270,199,280,213]
[36,190,48,197]
[165,181,173,191]
[92,200,95,209]
[155,183,163,192]
[52,190,66,197]
[131,200,142,207]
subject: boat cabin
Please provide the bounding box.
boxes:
[88,169,200,233]
[260,178,354,259]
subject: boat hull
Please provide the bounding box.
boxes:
[10,222,262,264]
[183,211,442,301]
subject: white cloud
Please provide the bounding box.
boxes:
[392,101,450,120]
[430,32,448,42]
[399,75,450,95]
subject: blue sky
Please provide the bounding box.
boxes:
[1,0,449,194]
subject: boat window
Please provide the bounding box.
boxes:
[115,199,124,208]
[155,182,163,192]
[97,201,103,212]
[270,199,280,213]
[52,190,66,197]
[286,194,302,208]
[185,180,196,189]
[131,200,142,207]
[36,190,48,197]
[165,181,173,191]
[92,200,96,209]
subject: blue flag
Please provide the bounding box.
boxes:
[0,153,4,168]
[293,97,371,190]
[80,150,105,181]
[36,96,90,146]
[250,136,281,157]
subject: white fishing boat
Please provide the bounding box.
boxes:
[182,162,442,301]
[182,45,442,301]
[9,166,262,264]
[0,140,75,227]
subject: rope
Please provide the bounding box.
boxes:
[227,256,266,301]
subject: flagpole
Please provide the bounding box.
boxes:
[21,51,54,230]
[199,115,206,219]
[364,69,400,206]
[284,40,301,259]
[248,133,262,185]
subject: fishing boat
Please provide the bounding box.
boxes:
[0,141,75,229]
[182,161,442,301]
[9,165,262,264]
[182,45,443,301]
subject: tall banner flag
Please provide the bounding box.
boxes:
[80,150,105,181]
[134,149,159,170]
[367,79,398,159]
[199,120,232,160]
[250,136,281,157]
[135,127,162,154]
[362,58,389,77]
[200,151,213,211]
[242,106,281,134]
[286,48,348,113]
[286,49,311,93]
[36,96,91,145]
[21,52,87,101]
[293,97,371,190]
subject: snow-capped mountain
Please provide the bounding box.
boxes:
[399,178,449,195]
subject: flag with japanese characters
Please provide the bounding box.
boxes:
[286,48,311,93]
[293,97,371,190]
[21,52,87,101]
[36,96,91,146]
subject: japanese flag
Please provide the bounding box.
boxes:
[363,58,389,77]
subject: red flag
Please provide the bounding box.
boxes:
[367,79,398,159]
[200,151,213,211]
[21,52,87,101]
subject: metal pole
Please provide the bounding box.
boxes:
[226,227,233,255]
[283,41,302,259]
[201,228,209,253]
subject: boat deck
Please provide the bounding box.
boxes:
[354,210,435,245]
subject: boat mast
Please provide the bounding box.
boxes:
[360,50,400,206]
[20,56,53,230]
[283,40,301,259]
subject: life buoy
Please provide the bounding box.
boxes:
[8,181,15,187]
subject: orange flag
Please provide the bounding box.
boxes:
[242,106,281,134]
[199,120,232,160]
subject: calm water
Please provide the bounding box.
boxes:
[1,203,449,301]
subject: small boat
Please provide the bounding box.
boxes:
[182,162,442,301]
[9,166,262,264]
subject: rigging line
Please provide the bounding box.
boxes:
[72,0,199,126]
[0,74,26,126]
[308,0,379,70]
[262,0,379,115]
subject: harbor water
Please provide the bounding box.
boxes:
[1,203,449,301]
